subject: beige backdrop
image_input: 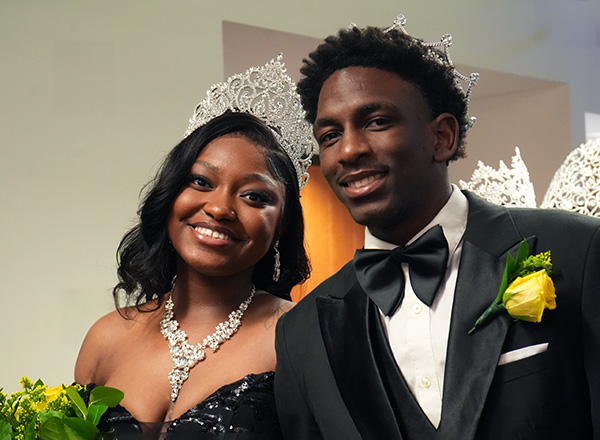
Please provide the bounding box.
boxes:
[1,0,599,392]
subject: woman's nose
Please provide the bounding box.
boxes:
[203,192,237,221]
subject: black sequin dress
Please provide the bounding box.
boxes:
[90,372,282,440]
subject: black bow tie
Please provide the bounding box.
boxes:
[353,225,449,316]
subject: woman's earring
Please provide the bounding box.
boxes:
[273,240,281,283]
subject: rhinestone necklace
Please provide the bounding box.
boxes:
[160,285,256,402]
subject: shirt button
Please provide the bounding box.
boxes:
[421,377,432,388]
[413,304,422,314]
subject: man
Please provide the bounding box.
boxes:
[275,16,600,440]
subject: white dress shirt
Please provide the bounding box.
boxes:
[364,185,468,428]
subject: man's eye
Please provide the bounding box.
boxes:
[319,131,340,147]
[367,117,391,128]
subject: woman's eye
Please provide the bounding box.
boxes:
[188,174,211,189]
[242,191,272,205]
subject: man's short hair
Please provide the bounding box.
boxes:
[298,26,469,160]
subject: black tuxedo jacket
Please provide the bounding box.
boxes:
[275,192,600,439]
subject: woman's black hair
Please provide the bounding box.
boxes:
[114,111,310,311]
[298,26,469,160]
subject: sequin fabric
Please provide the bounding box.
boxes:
[88,372,282,439]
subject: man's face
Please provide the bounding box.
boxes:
[313,67,452,244]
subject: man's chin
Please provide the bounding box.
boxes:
[347,202,406,230]
[348,207,388,228]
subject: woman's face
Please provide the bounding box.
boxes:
[168,134,286,279]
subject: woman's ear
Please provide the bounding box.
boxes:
[274,202,290,245]
[431,113,459,163]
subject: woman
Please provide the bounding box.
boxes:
[75,57,315,438]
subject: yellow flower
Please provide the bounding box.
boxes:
[503,269,556,322]
[35,385,64,411]
[19,377,33,390]
[44,386,64,402]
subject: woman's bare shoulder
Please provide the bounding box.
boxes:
[272,296,294,318]
[84,307,141,340]
[249,292,294,330]
[74,305,158,384]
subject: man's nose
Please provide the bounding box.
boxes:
[338,130,371,163]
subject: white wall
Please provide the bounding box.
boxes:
[1,0,599,391]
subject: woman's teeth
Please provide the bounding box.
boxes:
[195,227,231,241]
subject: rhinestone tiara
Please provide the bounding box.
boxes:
[184,54,316,189]
[352,14,479,131]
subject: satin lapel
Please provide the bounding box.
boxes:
[317,283,403,439]
[439,193,536,440]
[439,240,509,439]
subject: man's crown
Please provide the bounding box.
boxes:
[185,54,316,189]
[357,14,480,131]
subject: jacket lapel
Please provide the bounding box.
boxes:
[439,240,510,439]
[439,192,535,439]
[317,280,403,439]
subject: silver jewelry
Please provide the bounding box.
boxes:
[352,14,479,131]
[273,240,281,283]
[184,54,316,189]
[160,285,256,402]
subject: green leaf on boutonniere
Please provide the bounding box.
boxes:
[469,239,556,334]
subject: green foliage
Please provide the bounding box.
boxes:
[0,378,123,440]
[494,239,554,303]
[88,388,123,409]
[518,250,553,277]
[0,418,13,440]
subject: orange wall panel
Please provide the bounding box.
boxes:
[291,165,365,302]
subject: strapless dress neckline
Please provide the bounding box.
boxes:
[87,371,282,439]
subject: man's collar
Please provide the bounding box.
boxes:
[364,184,468,252]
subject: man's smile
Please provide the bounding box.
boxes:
[345,173,385,189]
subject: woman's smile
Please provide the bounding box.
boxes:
[168,134,285,276]
[188,222,237,245]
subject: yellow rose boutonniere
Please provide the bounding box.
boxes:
[503,269,556,322]
[469,239,556,334]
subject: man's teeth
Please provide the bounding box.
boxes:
[347,174,380,189]
[195,227,231,240]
